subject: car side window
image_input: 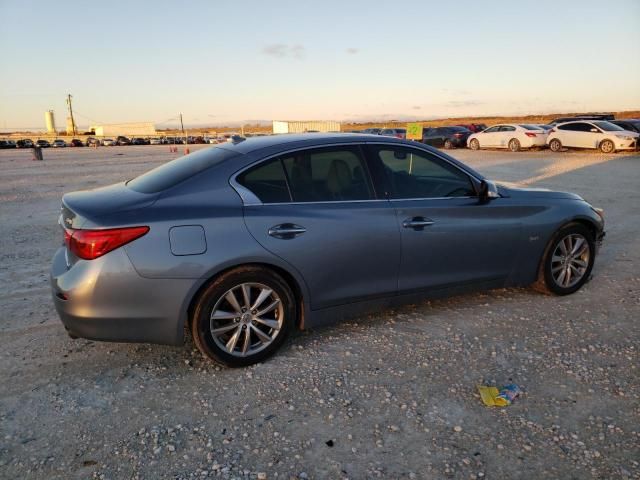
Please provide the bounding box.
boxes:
[581,123,599,132]
[484,126,500,133]
[370,146,475,199]
[280,147,373,202]
[237,158,291,203]
[559,122,591,132]
[499,126,516,132]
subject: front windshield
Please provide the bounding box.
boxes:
[593,121,624,132]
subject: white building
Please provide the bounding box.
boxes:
[91,122,157,137]
[272,120,341,134]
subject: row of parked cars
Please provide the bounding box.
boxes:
[0,135,237,149]
[350,115,640,153]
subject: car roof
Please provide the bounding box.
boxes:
[215,133,405,155]
[212,133,485,181]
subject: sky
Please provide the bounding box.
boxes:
[1,0,639,130]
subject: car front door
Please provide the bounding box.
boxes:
[365,143,523,292]
[239,145,400,310]
[479,126,501,147]
[581,122,604,148]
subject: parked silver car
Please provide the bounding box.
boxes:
[51,134,605,366]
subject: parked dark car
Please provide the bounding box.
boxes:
[380,128,407,139]
[51,134,605,367]
[549,114,615,125]
[16,139,35,148]
[362,128,383,135]
[456,123,487,133]
[0,140,16,149]
[86,137,100,147]
[69,139,84,147]
[422,126,472,149]
[116,136,131,146]
[35,139,51,148]
[131,137,149,145]
[609,119,640,133]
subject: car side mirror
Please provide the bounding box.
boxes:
[478,180,499,203]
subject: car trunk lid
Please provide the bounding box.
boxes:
[61,182,158,229]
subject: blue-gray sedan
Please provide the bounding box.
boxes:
[51,134,605,366]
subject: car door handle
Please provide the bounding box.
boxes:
[402,217,435,229]
[268,224,307,239]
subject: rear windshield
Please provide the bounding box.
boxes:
[519,124,543,130]
[127,147,239,193]
[593,121,624,132]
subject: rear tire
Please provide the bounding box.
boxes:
[190,266,296,367]
[444,139,453,149]
[599,139,615,153]
[532,223,595,296]
[508,138,520,152]
[549,138,562,152]
[469,138,480,150]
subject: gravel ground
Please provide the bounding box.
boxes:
[0,145,638,480]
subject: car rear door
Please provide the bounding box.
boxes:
[365,143,523,292]
[239,145,400,310]
[422,128,442,147]
[497,125,516,148]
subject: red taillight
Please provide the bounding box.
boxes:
[454,133,464,137]
[525,132,537,137]
[395,134,403,138]
[64,226,149,260]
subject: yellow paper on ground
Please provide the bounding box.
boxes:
[478,385,501,406]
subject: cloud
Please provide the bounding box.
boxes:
[440,88,472,96]
[262,44,305,59]
[346,48,359,54]
[444,100,484,108]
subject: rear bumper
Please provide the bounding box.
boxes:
[451,137,469,147]
[523,137,547,148]
[50,247,194,346]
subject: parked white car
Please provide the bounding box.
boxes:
[102,138,116,146]
[546,121,639,153]
[51,139,66,147]
[467,124,548,152]
[149,138,162,145]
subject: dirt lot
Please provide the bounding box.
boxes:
[0,145,638,480]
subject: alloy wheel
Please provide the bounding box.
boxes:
[550,234,590,288]
[600,140,614,153]
[209,282,283,357]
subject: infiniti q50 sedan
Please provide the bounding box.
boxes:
[51,134,605,367]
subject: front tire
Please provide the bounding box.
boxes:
[191,266,296,367]
[469,138,480,150]
[444,139,453,149]
[508,138,520,152]
[600,139,615,153]
[549,138,562,152]
[533,223,595,296]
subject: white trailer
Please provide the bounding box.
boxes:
[272,120,341,134]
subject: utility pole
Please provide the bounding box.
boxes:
[66,94,77,135]
[180,112,189,154]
